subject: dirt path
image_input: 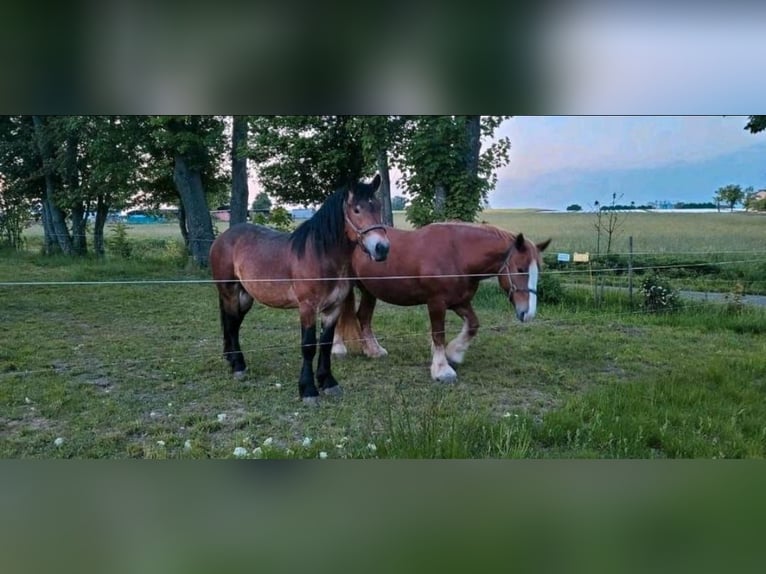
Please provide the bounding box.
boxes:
[565,285,766,307]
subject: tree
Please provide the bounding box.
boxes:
[0,116,44,250]
[229,115,249,226]
[566,204,582,212]
[147,116,227,266]
[745,116,766,133]
[744,189,766,211]
[592,193,627,256]
[248,116,369,206]
[391,196,407,210]
[252,192,272,213]
[714,184,745,212]
[395,116,510,227]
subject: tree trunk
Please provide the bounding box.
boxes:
[464,115,481,179]
[229,115,249,226]
[70,202,88,255]
[93,194,109,257]
[177,202,189,248]
[173,154,215,267]
[434,183,447,221]
[376,148,393,226]
[40,200,61,255]
[32,115,73,255]
[65,132,88,255]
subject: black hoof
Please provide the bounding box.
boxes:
[302,396,320,407]
[233,369,247,380]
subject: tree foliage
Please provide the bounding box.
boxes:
[248,116,369,206]
[745,116,766,134]
[252,192,272,212]
[395,116,510,227]
[714,184,747,212]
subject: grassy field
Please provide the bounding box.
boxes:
[2,213,765,458]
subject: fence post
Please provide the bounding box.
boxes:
[628,235,634,308]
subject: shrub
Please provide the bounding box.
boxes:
[107,222,132,258]
[640,274,681,313]
[538,272,564,304]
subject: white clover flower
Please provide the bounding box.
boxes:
[25,397,32,404]
[319,451,328,459]
[53,437,65,447]
[233,447,248,458]
[149,411,159,418]
[302,437,312,447]
[217,413,227,422]
[253,446,263,459]
[156,440,166,447]
[367,443,377,452]
[275,383,282,389]
[263,437,274,447]
[184,440,192,450]
[503,412,512,418]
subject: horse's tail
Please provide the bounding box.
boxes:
[334,286,363,355]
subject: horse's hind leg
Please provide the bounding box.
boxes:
[446,303,480,366]
[357,286,388,358]
[218,283,253,377]
[428,301,457,383]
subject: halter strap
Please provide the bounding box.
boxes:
[344,213,387,239]
[500,244,538,297]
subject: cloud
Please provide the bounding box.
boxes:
[497,116,759,183]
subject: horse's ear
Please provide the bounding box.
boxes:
[536,238,552,252]
[514,233,526,251]
[371,173,381,192]
[346,189,355,204]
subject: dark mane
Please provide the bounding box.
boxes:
[290,179,377,259]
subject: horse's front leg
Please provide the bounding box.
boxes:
[316,306,343,398]
[298,304,321,405]
[428,301,457,383]
[357,285,387,358]
[446,303,480,367]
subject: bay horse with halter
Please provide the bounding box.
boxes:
[332,222,550,383]
[209,174,390,404]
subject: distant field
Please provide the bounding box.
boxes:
[395,210,766,255]
[22,210,765,256]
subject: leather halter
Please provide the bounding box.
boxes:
[500,244,538,298]
[344,211,387,241]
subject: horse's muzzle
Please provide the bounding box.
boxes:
[362,234,390,262]
[372,241,389,261]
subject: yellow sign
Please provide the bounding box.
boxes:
[573,252,590,263]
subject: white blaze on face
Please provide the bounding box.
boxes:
[526,260,539,321]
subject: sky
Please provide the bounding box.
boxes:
[489,116,766,210]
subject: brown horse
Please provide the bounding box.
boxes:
[209,175,390,404]
[332,222,550,383]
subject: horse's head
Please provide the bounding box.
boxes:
[498,233,551,323]
[344,173,390,262]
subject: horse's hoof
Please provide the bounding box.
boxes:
[233,370,247,380]
[331,343,348,358]
[322,385,344,398]
[302,396,320,407]
[434,372,458,384]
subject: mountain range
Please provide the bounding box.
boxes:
[492,140,766,210]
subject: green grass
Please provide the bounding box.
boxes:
[2,241,765,459]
